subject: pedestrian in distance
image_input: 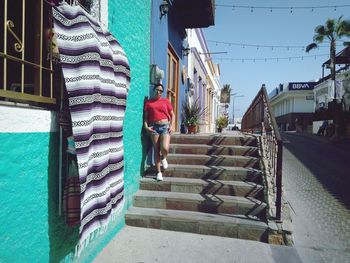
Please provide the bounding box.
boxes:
[144,83,175,181]
[317,120,329,136]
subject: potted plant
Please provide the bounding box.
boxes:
[215,116,228,133]
[182,98,206,134]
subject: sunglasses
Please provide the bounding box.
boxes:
[155,89,163,93]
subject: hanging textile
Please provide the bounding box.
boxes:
[52,3,130,255]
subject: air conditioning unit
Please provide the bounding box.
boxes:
[150,64,164,85]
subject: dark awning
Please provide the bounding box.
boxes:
[174,0,215,28]
[323,46,350,66]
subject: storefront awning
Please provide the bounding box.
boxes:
[174,0,215,28]
[323,46,350,66]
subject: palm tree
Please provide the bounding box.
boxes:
[306,16,350,140]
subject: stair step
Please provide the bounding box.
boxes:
[140,177,264,197]
[170,144,259,156]
[171,134,257,146]
[133,190,266,216]
[146,164,262,182]
[167,154,260,168]
[125,207,268,241]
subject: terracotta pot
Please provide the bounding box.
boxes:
[187,125,197,134]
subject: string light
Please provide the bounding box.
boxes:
[207,40,341,50]
[211,54,328,63]
[216,4,350,12]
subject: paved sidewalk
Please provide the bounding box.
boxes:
[93,225,310,263]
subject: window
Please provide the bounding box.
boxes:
[0,0,101,107]
[0,0,58,106]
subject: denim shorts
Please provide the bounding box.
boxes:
[150,123,169,135]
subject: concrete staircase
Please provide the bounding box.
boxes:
[126,133,269,242]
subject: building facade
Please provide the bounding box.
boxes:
[186,28,221,133]
[269,82,316,132]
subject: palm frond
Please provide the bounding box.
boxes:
[305,43,318,52]
[313,34,324,43]
[325,18,335,34]
[315,25,326,36]
[222,84,231,94]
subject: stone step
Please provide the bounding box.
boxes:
[171,134,257,146]
[125,206,269,241]
[167,154,260,169]
[146,164,262,182]
[133,190,266,217]
[140,177,264,198]
[170,144,259,157]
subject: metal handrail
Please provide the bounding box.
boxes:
[242,85,283,221]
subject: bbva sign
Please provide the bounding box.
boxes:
[288,82,316,91]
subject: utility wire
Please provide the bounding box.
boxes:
[211,54,329,62]
[215,4,350,12]
[207,40,343,50]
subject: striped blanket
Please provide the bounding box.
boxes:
[52,3,130,254]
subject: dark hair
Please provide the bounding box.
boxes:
[153,84,164,90]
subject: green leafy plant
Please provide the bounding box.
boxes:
[215,116,229,129]
[182,98,206,126]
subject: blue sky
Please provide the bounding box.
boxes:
[203,0,350,119]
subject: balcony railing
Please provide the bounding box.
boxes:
[241,84,283,221]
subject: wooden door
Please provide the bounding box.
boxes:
[166,44,179,130]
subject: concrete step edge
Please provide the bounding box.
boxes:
[125,207,269,241]
[167,153,260,160]
[134,190,266,207]
[140,177,264,188]
[170,143,258,149]
[126,206,268,228]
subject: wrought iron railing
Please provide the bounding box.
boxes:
[241,84,283,221]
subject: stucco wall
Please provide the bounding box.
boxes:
[108,0,151,203]
[0,106,60,262]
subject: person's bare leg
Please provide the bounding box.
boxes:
[150,134,161,173]
[160,134,170,159]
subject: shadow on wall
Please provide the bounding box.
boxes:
[47,119,79,263]
[140,96,153,175]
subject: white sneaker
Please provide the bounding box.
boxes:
[156,172,163,181]
[161,158,168,169]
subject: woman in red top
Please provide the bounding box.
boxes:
[144,84,175,181]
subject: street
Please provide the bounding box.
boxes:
[282,132,350,263]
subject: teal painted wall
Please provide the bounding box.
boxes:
[108,0,151,202]
[0,132,60,262]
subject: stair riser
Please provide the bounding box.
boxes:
[161,169,262,182]
[170,146,259,157]
[133,196,265,216]
[140,182,263,198]
[171,136,257,146]
[125,215,268,242]
[167,157,260,168]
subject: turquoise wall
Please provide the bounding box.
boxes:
[108,0,151,205]
[0,132,60,262]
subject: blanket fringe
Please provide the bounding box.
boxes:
[74,197,125,259]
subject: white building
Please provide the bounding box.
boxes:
[269,82,316,132]
[186,28,221,132]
